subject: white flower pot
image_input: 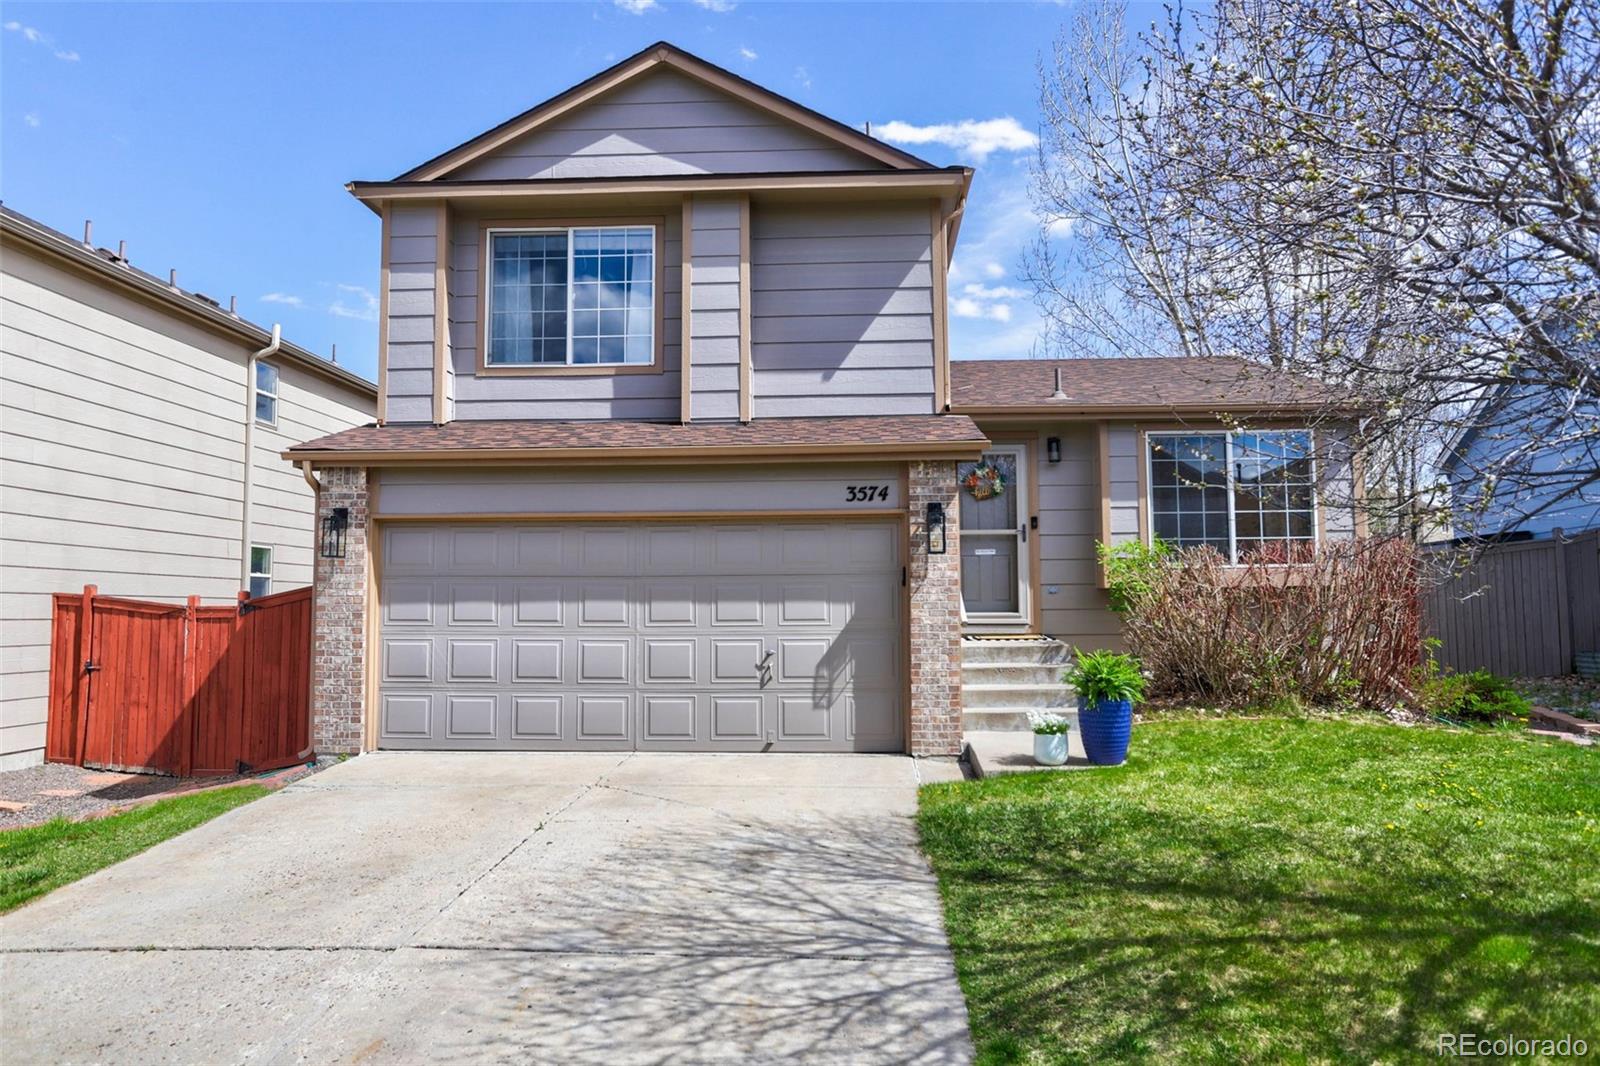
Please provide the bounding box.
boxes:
[1034,732,1069,766]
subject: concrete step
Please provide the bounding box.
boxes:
[963,708,1080,733]
[960,638,1073,666]
[962,683,1078,710]
[961,662,1068,686]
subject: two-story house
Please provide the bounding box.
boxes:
[287,42,1359,758]
[1,206,377,769]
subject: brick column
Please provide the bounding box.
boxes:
[312,466,369,755]
[908,459,963,756]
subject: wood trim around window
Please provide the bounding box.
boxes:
[738,194,753,424]
[432,203,450,425]
[473,215,668,377]
[680,198,694,422]
[1097,420,1112,588]
[930,202,950,413]
[376,203,392,424]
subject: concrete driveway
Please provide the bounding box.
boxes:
[0,753,973,1065]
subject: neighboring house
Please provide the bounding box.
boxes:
[1440,378,1600,540]
[286,42,1359,758]
[0,206,377,770]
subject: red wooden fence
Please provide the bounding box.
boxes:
[46,585,313,777]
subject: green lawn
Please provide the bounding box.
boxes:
[918,719,1599,1064]
[0,785,270,912]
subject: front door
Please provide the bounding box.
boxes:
[958,445,1030,625]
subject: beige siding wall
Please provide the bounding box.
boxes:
[384,205,440,424]
[0,246,373,769]
[687,195,743,421]
[451,68,877,181]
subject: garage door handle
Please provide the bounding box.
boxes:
[757,651,774,666]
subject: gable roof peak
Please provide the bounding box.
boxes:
[392,39,938,183]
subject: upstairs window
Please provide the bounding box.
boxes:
[249,545,273,599]
[254,362,279,426]
[486,225,656,367]
[1147,430,1317,563]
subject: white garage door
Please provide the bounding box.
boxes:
[378,521,904,752]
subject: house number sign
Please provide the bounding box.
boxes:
[845,484,891,503]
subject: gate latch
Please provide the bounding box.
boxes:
[83,659,101,673]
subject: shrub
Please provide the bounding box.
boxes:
[1418,668,1532,722]
[1028,711,1072,735]
[1111,537,1424,708]
[1063,649,1147,704]
[1098,539,1171,614]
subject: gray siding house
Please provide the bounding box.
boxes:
[0,207,376,769]
[288,43,1359,758]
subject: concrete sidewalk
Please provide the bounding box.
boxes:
[1,752,972,1065]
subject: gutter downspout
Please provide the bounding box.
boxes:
[241,324,282,591]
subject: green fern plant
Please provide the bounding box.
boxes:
[1064,648,1147,705]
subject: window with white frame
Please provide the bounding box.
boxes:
[254,362,279,426]
[1147,430,1317,562]
[486,225,656,367]
[249,545,273,599]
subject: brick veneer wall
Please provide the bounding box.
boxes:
[907,460,963,756]
[312,466,369,755]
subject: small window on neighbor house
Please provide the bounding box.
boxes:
[255,362,279,426]
[487,225,655,367]
[249,545,272,599]
[1147,430,1317,563]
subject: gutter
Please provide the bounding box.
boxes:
[282,439,992,467]
[241,324,281,591]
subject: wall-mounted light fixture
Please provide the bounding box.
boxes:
[1046,436,1062,464]
[321,506,350,559]
[926,501,947,555]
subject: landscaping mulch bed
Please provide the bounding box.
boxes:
[0,761,317,829]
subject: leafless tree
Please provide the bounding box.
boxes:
[1031,0,1600,540]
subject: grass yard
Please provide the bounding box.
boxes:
[0,785,270,912]
[918,719,1599,1064]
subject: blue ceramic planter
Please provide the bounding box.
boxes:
[1079,697,1132,765]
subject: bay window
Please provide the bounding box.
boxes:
[1147,430,1317,562]
[485,224,656,367]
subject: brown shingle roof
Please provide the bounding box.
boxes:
[286,415,989,463]
[950,357,1356,414]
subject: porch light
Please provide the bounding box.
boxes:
[1046,436,1062,463]
[321,507,350,559]
[926,502,947,555]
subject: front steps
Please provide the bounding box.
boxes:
[961,637,1076,731]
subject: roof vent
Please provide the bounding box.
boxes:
[1050,366,1068,400]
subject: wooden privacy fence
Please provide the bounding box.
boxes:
[46,585,313,777]
[1423,530,1600,677]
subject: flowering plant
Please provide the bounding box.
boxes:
[963,463,1006,500]
[1029,711,1072,735]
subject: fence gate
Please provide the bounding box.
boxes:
[46,585,313,777]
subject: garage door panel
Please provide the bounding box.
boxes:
[642,581,697,627]
[512,581,565,626]
[383,638,434,683]
[577,581,630,627]
[379,520,903,753]
[385,528,435,570]
[512,695,563,740]
[448,582,500,626]
[512,639,563,683]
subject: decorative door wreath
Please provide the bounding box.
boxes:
[963,463,1006,500]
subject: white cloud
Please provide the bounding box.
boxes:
[613,0,659,13]
[794,66,812,91]
[875,117,1037,161]
[962,282,1028,301]
[328,284,378,322]
[738,46,758,61]
[23,111,40,128]
[983,261,1005,279]
[5,20,77,60]
[261,292,305,309]
[694,0,737,10]
[951,296,1013,323]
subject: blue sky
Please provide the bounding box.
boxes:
[2,1,1098,385]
